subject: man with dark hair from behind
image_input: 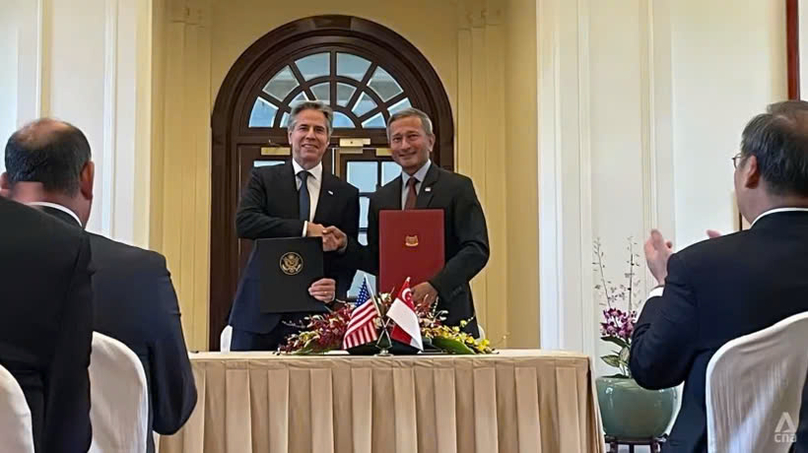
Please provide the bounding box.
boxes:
[630,100,808,452]
[0,195,93,452]
[1,118,197,453]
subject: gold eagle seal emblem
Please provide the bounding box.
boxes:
[279,252,303,275]
[405,235,419,247]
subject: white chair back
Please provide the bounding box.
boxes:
[89,332,149,453]
[706,311,808,453]
[0,363,35,453]
[220,325,233,352]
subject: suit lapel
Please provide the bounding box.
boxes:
[389,176,404,210]
[416,164,439,209]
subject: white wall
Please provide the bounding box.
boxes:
[671,0,786,247]
[539,0,787,372]
[46,0,107,233]
[800,0,808,99]
[0,5,19,173]
[0,0,40,173]
[3,0,152,247]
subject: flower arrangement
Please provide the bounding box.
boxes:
[278,304,353,354]
[594,237,643,378]
[279,291,493,355]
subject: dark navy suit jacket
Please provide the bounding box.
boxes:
[231,161,359,333]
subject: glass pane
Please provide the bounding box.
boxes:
[388,97,412,115]
[362,112,386,128]
[336,83,356,107]
[368,67,403,101]
[295,53,329,81]
[248,98,277,127]
[262,66,298,100]
[352,92,377,117]
[291,91,310,104]
[280,112,290,127]
[311,83,330,103]
[382,161,400,185]
[346,161,378,192]
[254,160,285,167]
[337,53,371,81]
[359,196,370,228]
[333,112,354,128]
[348,270,376,297]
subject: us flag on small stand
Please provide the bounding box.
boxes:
[342,278,380,349]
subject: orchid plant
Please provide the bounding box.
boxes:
[594,237,643,378]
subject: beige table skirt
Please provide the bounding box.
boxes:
[158,349,603,453]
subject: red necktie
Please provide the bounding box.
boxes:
[404,177,419,210]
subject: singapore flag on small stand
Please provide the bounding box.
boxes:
[387,277,423,350]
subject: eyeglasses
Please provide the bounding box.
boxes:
[732,153,743,169]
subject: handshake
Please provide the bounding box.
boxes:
[306,223,348,253]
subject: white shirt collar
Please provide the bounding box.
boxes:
[750,207,808,227]
[292,159,323,181]
[401,160,432,186]
[28,201,82,226]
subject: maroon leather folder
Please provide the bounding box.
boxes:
[379,209,445,293]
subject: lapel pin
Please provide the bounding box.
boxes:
[425,187,432,193]
[328,190,334,195]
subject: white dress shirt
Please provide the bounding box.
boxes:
[750,207,808,227]
[400,159,432,209]
[28,201,81,226]
[292,159,323,236]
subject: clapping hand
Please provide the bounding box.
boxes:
[644,229,674,285]
[706,229,722,239]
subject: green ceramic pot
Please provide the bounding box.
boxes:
[596,376,677,439]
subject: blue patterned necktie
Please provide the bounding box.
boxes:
[298,171,310,221]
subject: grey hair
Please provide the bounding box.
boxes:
[288,101,333,136]
[387,107,434,139]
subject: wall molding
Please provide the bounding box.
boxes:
[102,0,119,237]
[575,0,596,360]
[538,0,676,358]
[36,0,50,117]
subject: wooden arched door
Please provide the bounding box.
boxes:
[209,15,454,349]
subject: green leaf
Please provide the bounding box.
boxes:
[432,337,476,354]
[601,354,622,369]
[618,346,631,363]
[601,336,629,349]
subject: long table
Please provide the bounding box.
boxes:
[158,349,603,453]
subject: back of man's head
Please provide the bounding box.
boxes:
[741,100,808,197]
[4,118,91,195]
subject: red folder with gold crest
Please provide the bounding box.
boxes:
[379,209,445,293]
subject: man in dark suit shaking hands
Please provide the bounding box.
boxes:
[630,100,808,452]
[341,108,490,337]
[231,101,359,350]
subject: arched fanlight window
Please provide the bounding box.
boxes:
[211,15,455,349]
[247,51,413,130]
